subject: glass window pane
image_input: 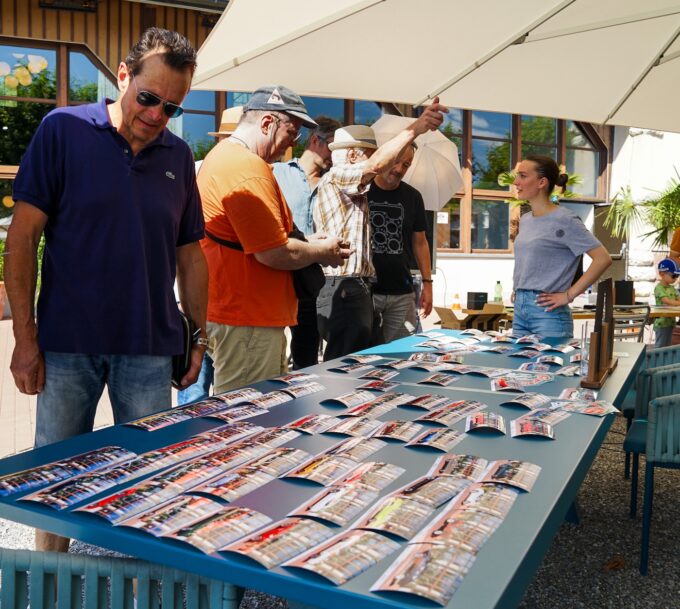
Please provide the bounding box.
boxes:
[168,112,217,161]
[436,199,460,249]
[521,143,557,160]
[441,109,463,136]
[354,100,381,126]
[302,96,345,124]
[0,102,54,164]
[472,111,511,139]
[521,115,556,144]
[471,199,509,250]
[227,91,252,107]
[1,178,14,220]
[68,51,117,103]
[290,97,346,156]
[472,139,510,190]
[566,148,599,197]
[566,120,593,148]
[0,45,56,100]
[183,90,215,112]
[450,135,463,166]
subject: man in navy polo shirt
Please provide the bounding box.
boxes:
[5,28,208,551]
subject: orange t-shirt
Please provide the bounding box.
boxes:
[671,227,680,255]
[199,141,296,327]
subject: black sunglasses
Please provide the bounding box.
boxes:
[131,74,184,119]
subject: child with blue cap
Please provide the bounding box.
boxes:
[654,258,680,348]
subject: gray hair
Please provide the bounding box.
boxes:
[240,109,268,125]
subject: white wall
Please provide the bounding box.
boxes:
[433,255,515,308]
[609,126,680,299]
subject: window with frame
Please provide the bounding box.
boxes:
[438,111,606,253]
[0,44,57,167]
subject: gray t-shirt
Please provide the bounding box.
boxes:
[513,206,601,293]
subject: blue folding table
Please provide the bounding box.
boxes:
[0,332,645,609]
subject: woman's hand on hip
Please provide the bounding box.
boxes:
[535,291,571,312]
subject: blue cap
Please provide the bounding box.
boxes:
[658,258,680,275]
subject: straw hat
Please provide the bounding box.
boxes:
[208,106,244,136]
[328,125,378,151]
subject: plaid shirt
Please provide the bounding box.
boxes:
[313,163,375,277]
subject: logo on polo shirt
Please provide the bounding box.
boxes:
[166,171,175,180]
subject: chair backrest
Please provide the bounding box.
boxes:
[634,363,680,419]
[646,343,680,369]
[612,304,650,343]
[647,395,680,465]
[0,549,239,609]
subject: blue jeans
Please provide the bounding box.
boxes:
[177,352,214,405]
[512,289,574,339]
[35,352,172,448]
[654,326,674,349]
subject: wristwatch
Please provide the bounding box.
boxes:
[193,332,209,348]
[422,279,434,283]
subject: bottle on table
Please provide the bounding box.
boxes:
[451,293,461,311]
[494,281,503,303]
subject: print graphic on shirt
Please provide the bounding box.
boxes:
[370,202,404,255]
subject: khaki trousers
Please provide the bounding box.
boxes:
[207,323,287,395]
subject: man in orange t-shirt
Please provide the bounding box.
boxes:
[199,86,350,394]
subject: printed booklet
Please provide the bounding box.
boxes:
[0,446,135,497]
[406,428,464,452]
[465,412,507,435]
[290,483,379,526]
[510,418,555,439]
[356,379,400,392]
[284,530,400,586]
[321,437,386,462]
[222,517,334,569]
[165,505,272,554]
[352,495,435,540]
[328,362,374,374]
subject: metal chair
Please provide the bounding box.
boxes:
[639,394,680,574]
[620,346,680,478]
[612,304,650,343]
[623,365,680,517]
[0,549,242,609]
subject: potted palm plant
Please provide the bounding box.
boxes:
[602,174,680,247]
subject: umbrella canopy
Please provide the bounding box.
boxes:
[371,114,463,211]
[194,0,680,133]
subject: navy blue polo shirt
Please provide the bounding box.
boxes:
[13,100,204,355]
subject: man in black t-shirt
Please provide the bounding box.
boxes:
[369,144,433,343]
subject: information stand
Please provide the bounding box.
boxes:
[581,278,618,389]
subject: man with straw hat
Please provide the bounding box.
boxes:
[314,98,447,360]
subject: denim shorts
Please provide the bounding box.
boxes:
[512,289,574,339]
[35,352,172,448]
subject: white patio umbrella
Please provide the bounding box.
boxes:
[371,114,463,211]
[194,0,680,133]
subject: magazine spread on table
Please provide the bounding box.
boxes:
[0,337,620,607]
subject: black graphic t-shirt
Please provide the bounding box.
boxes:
[368,181,427,295]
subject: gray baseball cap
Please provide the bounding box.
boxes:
[244,85,317,128]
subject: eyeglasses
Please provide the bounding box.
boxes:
[130,74,184,119]
[271,113,301,143]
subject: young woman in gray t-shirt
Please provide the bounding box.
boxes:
[511,155,611,338]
